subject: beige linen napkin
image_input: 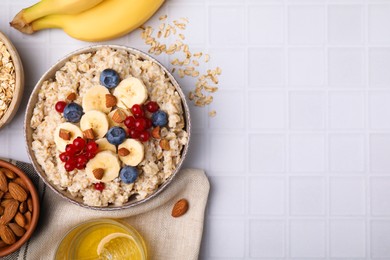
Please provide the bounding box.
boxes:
[3,160,209,260]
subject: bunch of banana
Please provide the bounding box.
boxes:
[10,0,165,42]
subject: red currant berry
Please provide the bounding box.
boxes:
[94,183,105,191]
[55,101,67,113]
[139,131,150,142]
[73,137,86,152]
[124,116,136,129]
[129,129,141,139]
[76,155,88,165]
[86,152,96,160]
[145,118,152,129]
[65,144,77,156]
[131,104,144,118]
[134,118,147,131]
[64,160,76,172]
[59,152,70,162]
[145,101,159,113]
[86,142,98,154]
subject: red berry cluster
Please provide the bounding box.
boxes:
[124,101,159,142]
[59,137,99,172]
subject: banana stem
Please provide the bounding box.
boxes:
[32,15,66,32]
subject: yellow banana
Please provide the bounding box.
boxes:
[10,0,105,30]
[16,0,165,42]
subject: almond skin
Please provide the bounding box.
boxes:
[9,182,28,202]
[83,128,95,140]
[105,94,117,108]
[24,212,31,229]
[8,223,25,237]
[118,148,130,157]
[13,178,28,193]
[112,109,127,123]
[151,126,161,139]
[1,168,16,179]
[0,171,7,192]
[0,224,15,245]
[19,201,27,214]
[67,92,77,101]
[171,199,189,218]
[14,212,26,228]
[59,128,71,141]
[93,168,104,180]
[27,198,33,212]
[0,200,18,224]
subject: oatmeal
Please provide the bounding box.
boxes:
[30,47,188,207]
[0,40,16,120]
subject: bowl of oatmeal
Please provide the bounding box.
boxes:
[24,45,190,210]
[0,31,24,129]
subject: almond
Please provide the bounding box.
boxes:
[0,191,4,200]
[59,128,71,141]
[0,171,7,192]
[151,126,161,139]
[24,212,31,229]
[112,109,127,123]
[13,178,28,193]
[27,198,33,212]
[0,224,15,245]
[14,212,26,228]
[67,92,77,101]
[9,183,27,202]
[0,200,18,224]
[19,201,27,214]
[83,128,95,140]
[3,192,12,199]
[1,168,16,179]
[105,94,117,108]
[8,223,25,237]
[118,148,130,157]
[171,199,189,218]
[1,200,12,208]
[93,168,104,180]
[159,139,170,150]
[0,206,4,215]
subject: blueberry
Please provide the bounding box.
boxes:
[151,110,168,127]
[63,103,83,123]
[106,127,126,145]
[100,69,120,89]
[120,166,138,184]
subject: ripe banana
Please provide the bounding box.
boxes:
[113,77,148,110]
[15,0,165,42]
[86,151,121,182]
[54,122,83,152]
[96,138,116,153]
[118,139,144,166]
[80,110,109,139]
[82,86,112,114]
[11,0,105,31]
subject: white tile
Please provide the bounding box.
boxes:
[370,134,390,173]
[371,220,390,258]
[290,177,325,215]
[290,220,326,258]
[368,5,390,44]
[17,46,49,86]
[329,91,364,129]
[330,220,366,257]
[209,134,245,173]
[371,177,390,216]
[249,48,285,87]
[208,177,244,215]
[330,177,366,215]
[329,134,365,173]
[290,134,325,172]
[288,48,325,86]
[248,91,285,129]
[209,91,244,130]
[249,220,285,258]
[288,5,325,44]
[0,132,9,158]
[8,132,28,162]
[248,5,284,44]
[208,48,245,89]
[289,91,325,129]
[328,48,365,87]
[369,48,390,87]
[328,5,363,44]
[182,133,205,169]
[249,177,285,215]
[369,91,390,129]
[209,6,245,46]
[207,219,245,258]
[249,135,285,173]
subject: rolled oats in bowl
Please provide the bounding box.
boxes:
[25,46,190,209]
[0,41,16,120]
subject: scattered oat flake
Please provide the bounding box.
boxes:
[159,14,167,20]
[209,110,217,117]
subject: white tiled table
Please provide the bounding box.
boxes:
[1,0,390,259]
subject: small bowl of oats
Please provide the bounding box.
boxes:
[0,31,24,129]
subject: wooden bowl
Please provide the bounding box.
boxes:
[0,31,24,129]
[0,160,40,257]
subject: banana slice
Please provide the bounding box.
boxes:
[107,108,131,128]
[86,151,120,183]
[118,139,144,166]
[82,85,112,114]
[80,110,109,139]
[96,138,116,153]
[54,122,83,152]
[113,77,148,109]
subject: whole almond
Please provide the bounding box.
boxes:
[0,225,15,245]
[14,212,26,228]
[8,223,25,237]
[24,212,31,229]
[67,92,77,101]
[105,94,117,108]
[0,171,8,192]
[1,200,12,208]
[13,178,28,193]
[83,128,95,140]
[3,192,12,199]
[151,126,161,139]
[93,168,104,180]
[171,199,189,218]
[0,200,18,224]
[27,198,33,212]
[1,168,16,179]
[19,201,27,214]
[118,148,130,157]
[9,183,27,202]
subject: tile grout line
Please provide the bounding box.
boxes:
[325,0,330,258]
